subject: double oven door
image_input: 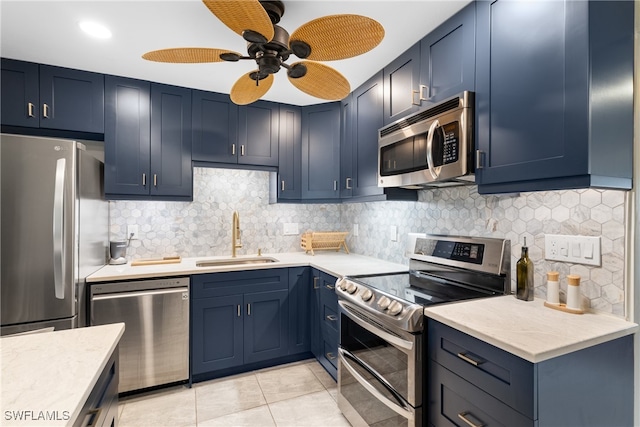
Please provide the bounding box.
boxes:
[337,300,422,427]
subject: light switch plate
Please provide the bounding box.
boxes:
[353,224,359,237]
[544,234,601,266]
[390,225,398,242]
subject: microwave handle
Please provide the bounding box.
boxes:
[426,119,441,180]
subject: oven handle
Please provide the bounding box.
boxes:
[338,300,414,352]
[339,348,414,421]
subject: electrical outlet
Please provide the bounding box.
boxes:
[544,234,601,266]
[283,223,299,236]
[127,224,139,240]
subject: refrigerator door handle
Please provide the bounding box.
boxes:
[53,158,66,299]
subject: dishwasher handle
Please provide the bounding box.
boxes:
[91,287,189,301]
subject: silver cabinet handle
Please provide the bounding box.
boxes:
[326,352,336,360]
[325,284,335,290]
[411,89,421,106]
[153,174,157,187]
[313,277,319,289]
[240,145,245,156]
[345,177,352,190]
[281,180,285,191]
[232,144,236,155]
[43,103,50,118]
[458,412,485,427]
[476,150,484,169]
[326,314,337,322]
[142,173,146,186]
[28,102,35,117]
[457,352,482,367]
[53,158,66,299]
[247,303,251,316]
[237,305,241,317]
[419,84,428,101]
[333,180,337,191]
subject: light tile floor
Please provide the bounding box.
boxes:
[117,359,351,427]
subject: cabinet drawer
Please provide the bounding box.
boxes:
[322,303,339,334]
[428,319,534,418]
[192,269,288,298]
[324,339,338,369]
[428,360,534,427]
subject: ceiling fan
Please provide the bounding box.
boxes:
[142,0,385,105]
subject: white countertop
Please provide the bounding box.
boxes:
[424,296,638,363]
[87,251,409,282]
[1,323,125,426]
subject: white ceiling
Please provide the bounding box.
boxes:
[0,0,471,106]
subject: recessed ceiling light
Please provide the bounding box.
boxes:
[78,21,112,39]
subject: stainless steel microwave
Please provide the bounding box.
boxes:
[378,91,475,189]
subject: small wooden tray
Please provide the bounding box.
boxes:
[131,256,182,266]
[544,301,584,314]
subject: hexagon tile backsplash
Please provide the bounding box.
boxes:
[110,167,628,317]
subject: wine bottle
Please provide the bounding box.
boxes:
[516,237,534,301]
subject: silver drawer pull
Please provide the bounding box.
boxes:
[313,277,319,289]
[325,284,335,290]
[326,314,337,322]
[326,352,336,360]
[457,352,482,367]
[232,144,236,155]
[458,411,485,427]
[28,102,35,117]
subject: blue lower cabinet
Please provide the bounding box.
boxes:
[310,269,339,379]
[191,268,310,380]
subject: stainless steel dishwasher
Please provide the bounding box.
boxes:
[89,277,189,393]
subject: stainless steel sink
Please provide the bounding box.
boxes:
[195,257,279,267]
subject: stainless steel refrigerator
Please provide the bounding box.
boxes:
[1,134,108,335]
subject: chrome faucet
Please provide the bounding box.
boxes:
[232,211,242,257]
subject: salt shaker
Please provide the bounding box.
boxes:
[566,274,581,310]
[545,271,560,305]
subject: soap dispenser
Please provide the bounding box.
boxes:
[516,237,534,301]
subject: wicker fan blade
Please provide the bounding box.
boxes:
[230,72,274,105]
[290,15,384,61]
[142,48,241,63]
[288,61,350,101]
[202,0,274,42]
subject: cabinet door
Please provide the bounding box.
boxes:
[340,94,354,199]
[352,72,384,198]
[192,295,244,374]
[288,267,310,354]
[104,76,151,197]
[419,2,475,105]
[310,270,323,360]
[278,105,302,200]
[244,289,289,364]
[39,65,104,133]
[301,102,341,200]
[150,83,192,199]
[383,42,421,125]
[192,90,238,163]
[1,58,39,128]
[475,0,633,192]
[238,100,279,166]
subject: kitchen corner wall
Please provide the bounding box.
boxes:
[110,167,627,317]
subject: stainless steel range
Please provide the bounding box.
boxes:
[336,235,511,427]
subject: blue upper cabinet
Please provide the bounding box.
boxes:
[277,105,302,200]
[104,77,192,200]
[301,102,341,200]
[383,42,421,126]
[340,94,354,199]
[192,90,238,164]
[381,3,475,126]
[1,58,104,134]
[238,100,279,167]
[475,0,634,194]
[419,2,475,106]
